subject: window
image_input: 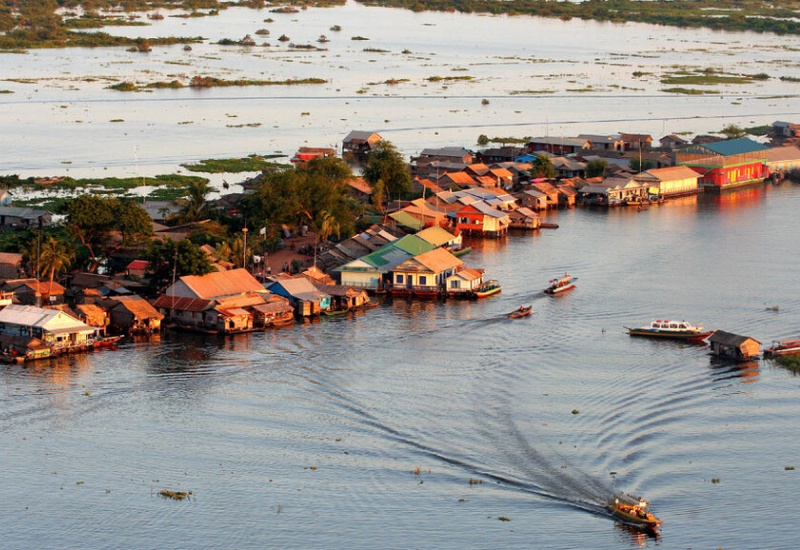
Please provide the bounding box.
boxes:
[396,274,404,284]
[419,276,427,285]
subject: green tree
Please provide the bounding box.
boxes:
[630,158,656,173]
[362,140,411,199]
[173,178,213,224]
[530,154,556,179]
[144,238,215,296]
[64,195,152,272]
[586,159,608,178]
[720,124,747,140]
[477,134,489,146]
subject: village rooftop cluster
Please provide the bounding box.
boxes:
[1,122,800,364]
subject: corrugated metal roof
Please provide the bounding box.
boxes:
[409,247,463,273]
[153,295,212,312]
[0,304,92,331]
[178,268,265,299]
[641,166,701,181]
[0,252,23,265]
[111,297,164,320]
[416,226,457,247]
[388,211,424,231]
[701,137,768,156]
[392,235,435,257]
[765,145,800,163]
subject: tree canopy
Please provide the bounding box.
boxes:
[361,140,412,200]
[144,238,214,296]
[238,157,360,245]
[63,195,153,272]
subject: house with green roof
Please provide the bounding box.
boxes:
[676,137,768,192]
[333,235,435,291]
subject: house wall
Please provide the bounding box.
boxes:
[699,162,768,188]
[338,271,381,290]
[657,176,699,196]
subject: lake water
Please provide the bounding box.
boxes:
[2,1,800,183]
[3,182,800,549]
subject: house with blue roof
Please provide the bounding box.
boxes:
[676,137,768,192]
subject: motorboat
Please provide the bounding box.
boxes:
[624,319,712,341]
[544,273,577,295]
[607,494,663,531]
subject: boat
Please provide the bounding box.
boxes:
[452,246,472,258]
[472,280,501,299]
[92,335,124,348]
[544,273,577,294]
[508,305,533,319]
[763,338,800,357]
[607,494,663,531]
[624,319,712,341]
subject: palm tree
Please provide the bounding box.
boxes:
[314,211,340,267]
[176,179,212,223]
[38,235,74,302]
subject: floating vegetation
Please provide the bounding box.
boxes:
[498,516,511,522]
[363,48,389,53]
[426,75,473,82]
[351,36,370,41]
[660,74,754,85]
[662,87,720,95]
[181,154,284,173]
[108,76,326,92]
[510,89,555,95]
[711,478,721,484]
[780,76,800,82]
[786,466,796,470]
[330,25,342,31]
[571,409,579,415]
[226,122,262,128]
[468,478,483,485]
[766,305,780,311]
[774,354,800,374]
[159,489,192,501]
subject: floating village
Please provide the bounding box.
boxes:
[2,122,800,371]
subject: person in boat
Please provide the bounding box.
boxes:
[518,305,526,312]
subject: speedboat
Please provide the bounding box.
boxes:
[607,494,663,531]
[544,273,577,294]
[624,319,712,341]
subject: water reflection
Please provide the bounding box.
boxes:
[614,523,660,547]
[708,358,760,384]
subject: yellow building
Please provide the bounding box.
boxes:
[633,166,701,198]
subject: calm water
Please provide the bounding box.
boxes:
[3,183,800,549]
[2,2,800,181]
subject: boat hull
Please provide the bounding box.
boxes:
[544,282,575,294]
[508,306,533,319]
[763,340,800,357]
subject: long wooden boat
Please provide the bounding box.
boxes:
[93,335,124,348]
[452,246,472,258]
[624,319,712,341]
[472,280,501,299]
[544,273,577,294]
[763,338,800,357]
[607,494,663,531]
[508,305,533,319]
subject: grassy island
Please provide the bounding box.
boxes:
[354,0,800,36]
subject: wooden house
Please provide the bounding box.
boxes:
[633,166,701,198]
[708,330,761,362]
[104,296,164,334]
[444,268,485,298]
[333,235,433,292]
[0,206,52,229]
[313,283,370,311]
[765,145,800,178]
[266,277,331,317]
[0,252,24,279]
[455,202,510,237]
[416,226,463,252]
[126,260,148,279]
[476,146,525,164]
[75,303,110,330]
[346,177,373,204]
[1,279,65,307]
[676,138,768,192]
[578,134,625,151]
[389,247,464,298]
[551,157,587,179]
[508,207,540,230]
[342,131,382,162]
[0,304,96,357]
[515,189,548,211]
[620,133,653,150]
[526,137,590,156]
[250,295,294,327]
[555,184,578,208]
[290,147,336,164]
[438,171,478,189]
[529,181,562,210]
[414,147,473,167]
[659,134,688,150]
